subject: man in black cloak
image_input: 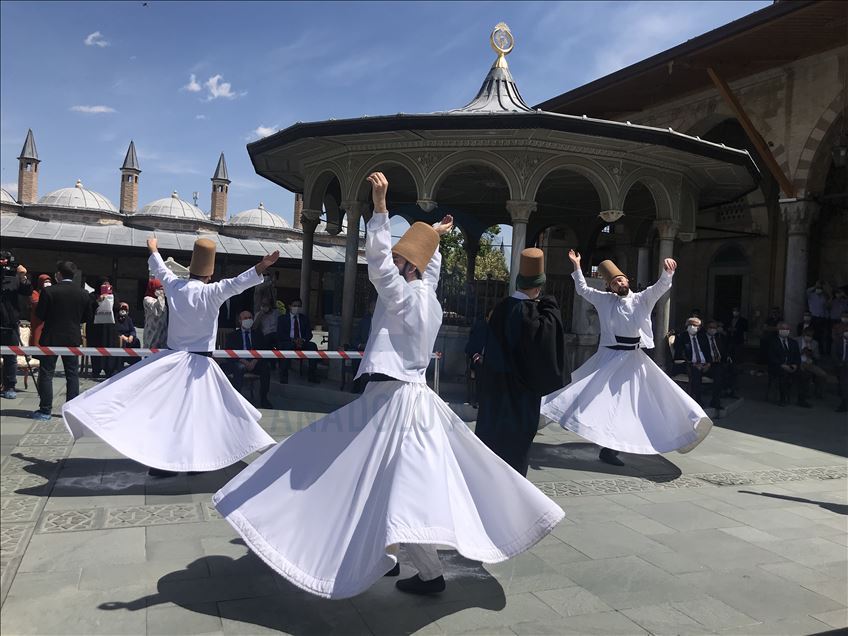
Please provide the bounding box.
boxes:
[475,247,566,476]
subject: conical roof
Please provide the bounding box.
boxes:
[18,129,39,161]
[212,152,229,182]
[452,64,532,114]
[122,141,140,172]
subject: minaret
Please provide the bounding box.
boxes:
[293,193,303,229]
[210,152,230,221]
[119,140,141,213]
[17,129,40,204]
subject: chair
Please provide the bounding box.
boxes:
[667,333,712,388]
[16,325,40,390]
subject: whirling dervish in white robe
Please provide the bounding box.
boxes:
[62,238,277,473]
[541,251,712,461]
[213,172,565,600]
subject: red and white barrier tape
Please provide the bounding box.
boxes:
[1,346,443,360]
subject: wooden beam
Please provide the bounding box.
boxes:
[707,67,796,198]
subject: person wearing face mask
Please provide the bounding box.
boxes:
[759,306,783,365]
[796,327,826,399]
[833,328,848,413]
[475,248,566,476]
[796,311,814,338]
[541,252,712,466]
[115,301,141,369]
[213,172,565,600]
[142,278,168,350]
[806,280,830,341]
[673,318,725,411]
[832,309,848,345]
[224,310,272,409]
[767,321,810,408]
[827,289,848,356]
[275,297,319,383]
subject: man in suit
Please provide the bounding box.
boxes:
[224,310,272,409]
[276,298,319,383]
[833,329,848,413]
[797,327,827,398]
[32,260,95,420]
[673,316,723,410]
[768,321,810,408]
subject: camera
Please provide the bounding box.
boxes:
[0,250,18,291]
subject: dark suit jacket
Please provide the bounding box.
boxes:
[768,335,802,367]
[674,331,718,364]
[36,281,95,346]
[276,313,313,345]
[726,316,748,345]
[225,327,258,351]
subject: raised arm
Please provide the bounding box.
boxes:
[637,258,677,309]
[146,238,178,290]
[423,215,453,288]
[567,249,607,306]
[366,211,407,312]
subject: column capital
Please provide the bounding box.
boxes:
[506,200,537,224]
[300,208,321,233]
[678,232,696,243]
[780,199,819,235]
[416,199,438,213]
[654,219,680,240]
[340,200,370,219]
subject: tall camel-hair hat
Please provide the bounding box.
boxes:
[189,238,216,277]
[392,222,440,273]
[597,259,627,284]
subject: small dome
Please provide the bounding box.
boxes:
[37,180,117,212]
[229,202,289,228]
[137,191,207,220]
[0,188,16,205]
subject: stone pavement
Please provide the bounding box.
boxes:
[0,374,846,635]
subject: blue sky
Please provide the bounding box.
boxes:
[1,0,769,241]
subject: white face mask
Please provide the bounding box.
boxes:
[155,289,164,298]
[687,325,699,336]
[42,282,51,288]
[241,318,254,330]
[290,307,301,315]
[119,311,128,318]
[842,317,848,324]
[706,329,717,336]
[732,311,739,317]
[778,329,791,338]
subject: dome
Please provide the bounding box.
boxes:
[137,191,207,220]
[1,188,16,205]
[37,180,117,212]
[229,202,289,228]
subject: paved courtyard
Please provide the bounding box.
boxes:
[1,374,846,635]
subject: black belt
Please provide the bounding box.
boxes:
[607,335,641,351]
[361,373,400,383]
[186,351,213,357]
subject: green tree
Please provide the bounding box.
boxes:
[439,225,508,282]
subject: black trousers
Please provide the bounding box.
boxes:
[36,355,80,413]
[686,363,724,407]
[0,324,20,389]
[225,359,270,401]
[772,365,810,403]
[277,339,318,379]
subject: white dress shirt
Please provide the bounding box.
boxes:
[355,212,442,383]
[148,252,262,352]
[571,269,673,349]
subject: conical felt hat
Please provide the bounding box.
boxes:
[189,238,216,277]
[516,248,546,289]
[392,223,440,273]
[597,259,626,283]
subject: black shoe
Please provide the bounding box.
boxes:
[384,562,400,577]
[395,574,445,595]
[260,399,273,409]
[599,447,625,466]
[147,467,178,478]
[797,400,812,408]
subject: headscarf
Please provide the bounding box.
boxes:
[36,274,52,291]
[145,278,163,298]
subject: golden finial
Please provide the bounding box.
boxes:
[490,22,514,69]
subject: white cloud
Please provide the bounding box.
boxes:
[252,125,279,139]
[71,105,116,114]
[84,31,109,48]
[204,74,243,100]
[1,182,17,198]
[182,74,202,93]
[195,114,208,120]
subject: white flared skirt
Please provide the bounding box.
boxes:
[540,348,712,454]
[213,380,565,600]
[62,351,276,471]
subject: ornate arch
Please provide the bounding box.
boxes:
[794,90,846,195]
[618,169,677,222]
[347,152,425,203]
[425,151,519,201]
[524,156,615,210]
[304,166,345,212]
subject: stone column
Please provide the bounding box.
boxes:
[340,201,367,346]
[299,209,321,312]
[506,200,536,293]
[637,246,650,290]
[653,220,679,367]
[781,200,818,326]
